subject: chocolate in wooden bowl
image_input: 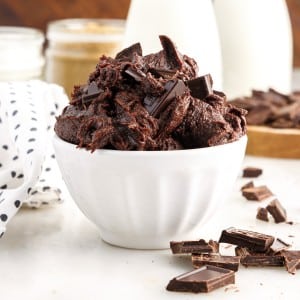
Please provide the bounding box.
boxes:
[246,125,300,158]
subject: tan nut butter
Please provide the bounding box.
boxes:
[45,19,125,98]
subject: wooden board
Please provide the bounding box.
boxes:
[246,125,300,158]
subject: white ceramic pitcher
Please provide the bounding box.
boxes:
[214,0,293,99]
[123,0,223,90]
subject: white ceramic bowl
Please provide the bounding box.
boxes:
[53,134,247,249]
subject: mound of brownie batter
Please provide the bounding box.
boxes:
[55,36,246,151]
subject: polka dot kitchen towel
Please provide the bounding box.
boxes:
[0,80,68,237]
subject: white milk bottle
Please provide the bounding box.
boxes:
[214,0,293,99]
[124,0,223,90]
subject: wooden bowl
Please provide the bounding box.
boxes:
[246,125,300,158]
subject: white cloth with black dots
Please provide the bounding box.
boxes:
[0,80,68,237]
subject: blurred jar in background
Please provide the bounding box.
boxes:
[45,19,125,98]
[214,0,293,99]
[0,27,45,81]
[124,0,223,90]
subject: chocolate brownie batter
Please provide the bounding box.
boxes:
[55,36,246,151]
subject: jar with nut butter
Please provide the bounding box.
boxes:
[45,19,125,98]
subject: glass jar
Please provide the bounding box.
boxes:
[45,19,125,97]
[0,26,45,81]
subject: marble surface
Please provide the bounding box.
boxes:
[1,71,300,300]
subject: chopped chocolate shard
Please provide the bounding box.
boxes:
[143,80,188,117]
[192,253,240,272]
[266,199,287,223]
[72,81,103,106]
[124,66,146,82]
[148,68,177,79]
[281,250,300,274]
[242,185,273,201]
[170,239,219,254]
[166,265,235,293]
[219,227,274,252]
[159,35,183,69]
[241,181,254,191]
[256,207,269,222]
[115,42,142,60]
[269,238,291,254]
[235,247,284,267]
[186,74,213,100]
[243,167,263,178]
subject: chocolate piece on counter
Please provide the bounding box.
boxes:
[186,74,213,100]
[242,167,263,178]
[143,80,188,117]
[256,207,269,222]
[115,42,142,60]
[170,239,219,254]
[241,181,254,191]
[281,250,300,274]
[192,253,240,272]
[269,238,291,254]
[242,186,273,201]
[166,265,235,293]
[266,199,287,223]
[235,247,284,267]
[219,227,274,252]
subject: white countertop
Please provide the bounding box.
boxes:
[1,72,300,300]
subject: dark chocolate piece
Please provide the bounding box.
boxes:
[281,250,300,274]
[235,247,284,267]
[186,74,213,100]
[269,238,291,254]
[266,199,287,223]
[143,80,188,117]
[115,42,142,60]
[124,67,146,82]
[256,207,269,222]
[148,68,177,79]
[241,181,254,191]
[242,186,273,201]
[170,239,219,254]
[72,81,103,106]
[242,167,263,178]
[219,227,274,252]
[159,35,183,69]
[192,253,240,272]
[166,265,235,293]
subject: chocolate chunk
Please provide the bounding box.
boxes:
[159,35,183,69]
[170,239,219,254]
[235,247,284,267]
[72,81,103,106]
[219,227,274,252]
[192,253,240,272]
[242,167,263,178]
[266,199,287,223]
[166,265,235,293]
[256,207,269,222]
[143,80,188,117]
[281,250,300,274]
[148,68,177,79]
[115,42,142,60]
[269,238,291,254]
[242,186,273,201]
[124,66,146,82]
[186,74,213,100]
[241,181,254,191]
